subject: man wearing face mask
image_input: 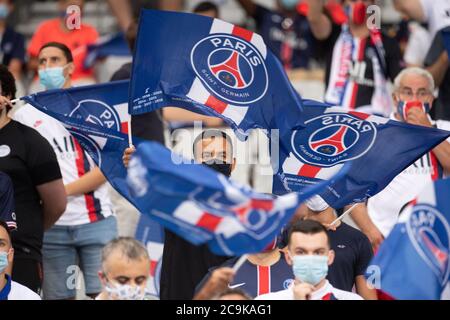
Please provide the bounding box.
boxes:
[13,42,117,300]
[96,237,152,300]
[307,0,403,113]
[123,129,236,299]
[0,220,41,300]
[255,219,363,300]
[27,0,98,91]
[236,0,317,70]
[351,68,450,244]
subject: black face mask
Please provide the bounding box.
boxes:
[202,161,232,177]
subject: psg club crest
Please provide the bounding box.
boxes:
[191,35,269,105]
[407,204,450,285]
[291,113,377,167]
[69,99,122,131]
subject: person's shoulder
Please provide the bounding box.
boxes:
[80,22,99,35]
[9,281,41,300]
[255,288,291,300]
[332,287,364,300]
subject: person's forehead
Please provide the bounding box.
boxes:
[400,74,429,89]
[290,232,328,249]
[198,136,229,151]
[104,252,149,276]
[39,47,65,59]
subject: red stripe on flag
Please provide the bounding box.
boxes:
[250,199,274,211]
[430,151,439,181]
[74,140,97,222]
[298,164,321,178]
[348,111,370,120]
[150,260,157,277]
[257,266,270,295]
[232,25,253,42]
[205,95,228,114]
[197,213,222,232]
[121,121,129,134]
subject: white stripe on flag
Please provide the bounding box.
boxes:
[222,104,248,126]
[113,102,130,122]
[187,78,210,104]
[173,200,204,225]
[215,217,246,238]
[210,18,234,34]
[282,154,303,175]
[315,164,344,180]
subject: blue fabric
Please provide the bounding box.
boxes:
[0,274,12,300]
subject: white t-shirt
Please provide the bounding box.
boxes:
[420,0,450,37]
[367,116,450,237]
[255,280,363,300]
[403,22,432,66]
[13,104,114,226]
[8,281,41,300]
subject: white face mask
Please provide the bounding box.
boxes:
[105,281,146,300]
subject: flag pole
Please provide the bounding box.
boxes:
[232,254,249,273]
[329,203,358,227]
[127,117,133,147]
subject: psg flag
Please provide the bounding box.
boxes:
[272,100,450,209]
[21,80,131,134]
[126,141,349,256]
[366,179,450,299]
[129,9,304,140]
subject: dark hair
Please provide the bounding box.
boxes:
[288,219,330,247]
[0,64,17,102]
[39,42,74,63]
[193,1,219,15]
[125,21,138,53]
[216,288,252,300]
[193,129,234,157]
[0,220,11,243]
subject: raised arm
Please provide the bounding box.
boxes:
[305,0,332,40]
[392,0,426,22]
[236,0,257,17]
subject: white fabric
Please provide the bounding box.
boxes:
[13,104,114,226]
[305,195,329,212]
[367,115,450,237]
[403,22,432,66]
[419,0,450,37]
[255,280,363,300]
[8,281,41,300]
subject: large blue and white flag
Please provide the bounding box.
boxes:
[21,80,131,134]
[126,141,349,256]
[366,179,450,300]
[129,9,304,140]
[272,100,450,209]
[84,32,131,69]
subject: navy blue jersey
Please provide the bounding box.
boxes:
[253,5,316,70]
[0,172,16,230]
[198,253,294,298]
[327,222,373,291]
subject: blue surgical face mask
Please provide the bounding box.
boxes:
[280,0,298,10]
[39,65,68,90]
[0,251,10,273]
[291,254,329,286]
[0,4,9,20]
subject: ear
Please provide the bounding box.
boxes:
[284,249,293,266]
[7,248,14,264]
[231,157,236,172]
[66,62,75,77]
[328,249,335,266]
[392,92,399,106]
[98,271,107,286]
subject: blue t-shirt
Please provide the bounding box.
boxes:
[0,275,12,300]
[198,253,294,298]
[253,5,316,69]
[327,222,373,292]
[0,172,15,230]
[0,27,25,66]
